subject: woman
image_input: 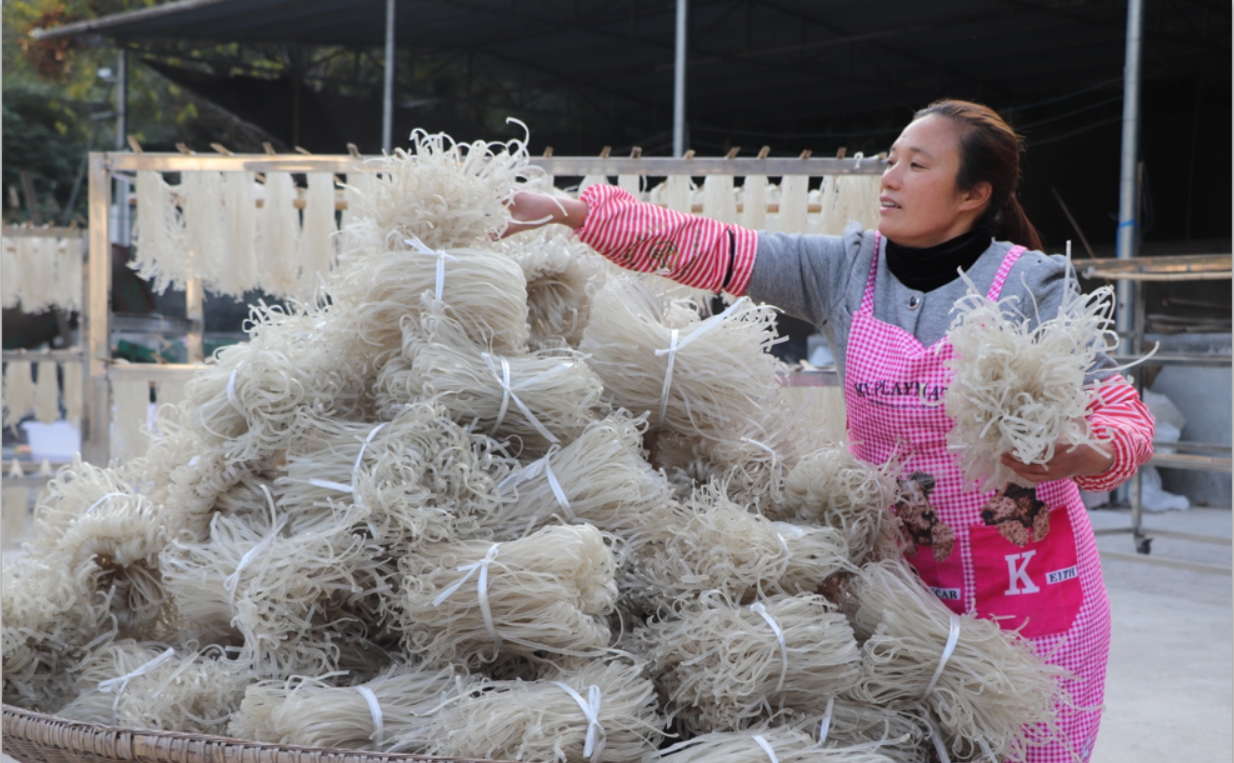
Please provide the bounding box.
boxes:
[506,99,1153,762]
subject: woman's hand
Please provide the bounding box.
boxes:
[501,192,589,237]
[1000,440,1115,484]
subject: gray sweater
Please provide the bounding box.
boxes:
[748,223,1116,382]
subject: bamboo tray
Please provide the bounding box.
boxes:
[2,705,513,763]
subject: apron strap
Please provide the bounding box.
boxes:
[857,232,883,316]
[986,245,1028,301]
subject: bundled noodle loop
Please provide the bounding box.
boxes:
[622,485,849,611]
[418,658,664,763]
[649,720,896,763]
[944,269,1119,490]
[637,592,861,734]
[230,662,468,751]
[397,523,617,666]
[378,305,604,453]
[847,559,1067,762]
[581,277,782,442]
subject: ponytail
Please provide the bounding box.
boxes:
[915,99,1042,251]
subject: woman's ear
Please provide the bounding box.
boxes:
[959,181,993,212]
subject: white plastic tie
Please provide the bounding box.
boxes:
[923,711,953,763]
[740,437,778,459]
[307,423,387,499]
[225,364,245,416]
[432,543,503,650]
[852,151,865,170]
[482,353,566,444]
[653,297,748,428]
[817,696,835,745]
[84,492,128,515]
[749,602,789,695]
[751,734,780,763]
[98,647,176,724]
[921,613,962,700]
[309,479,353,493]
[224,514,289,610]
[354,685,384,749]
[404,236,458,301]
[551,681,606,763]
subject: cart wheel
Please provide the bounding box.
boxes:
[1135,536,1153,555]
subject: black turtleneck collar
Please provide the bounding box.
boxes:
[884,225,994,293]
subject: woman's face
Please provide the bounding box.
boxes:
[878,114,990,248]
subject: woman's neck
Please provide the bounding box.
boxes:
[884,225,994,293]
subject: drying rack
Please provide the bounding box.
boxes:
[75,150,888,464]
[1083,253,1232,575]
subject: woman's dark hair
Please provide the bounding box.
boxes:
[914,99,1042,251]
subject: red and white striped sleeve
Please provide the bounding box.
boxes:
[575,184,760,295]
[1073,373,1156,493]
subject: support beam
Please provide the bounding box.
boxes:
[382,0,396,153]
[84,155,112,466]
[1115,0,1144,352]
[672,0,688,157]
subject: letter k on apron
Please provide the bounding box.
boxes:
[845,235,1112,763]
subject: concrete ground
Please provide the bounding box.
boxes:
[1087,506,1232,763]
[2,506,1230,763]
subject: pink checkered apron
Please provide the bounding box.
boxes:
[846,235,1111,763]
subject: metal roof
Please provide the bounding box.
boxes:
[34,0,1229,131]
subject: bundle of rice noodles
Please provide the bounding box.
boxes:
[397,523,617,666]
[159,500,391,677]
[378,306,605,455]
[1,235,19,308]
[740,175,769,230]
[943,269,1118,491]
[2,556,115,712]
[500,227,603,349]
[4,360,35,429]
[47,493,175,638]
[418,657,664,763]
[807,700,933,763]
[181,171,226,289]
[63,360,84,423]
[490,412,671,538]
[294,172,340,299]
[55,640,246,735]
[650,724,898,763]
[702,175,737,224]
[183,303,369,461]
[847,559,1067,762]
[276,401,517,545]
[346,125,541,252]
[339,169,375,235]
[621,485,849,610]
[774,446,899,566]
[580,277,782,441]
[328,237,530,357]
[637,592,861,734]
[774,175,809,234]
[30,456,144,549]
[56,237,83,313]
[258,171,302,297]
[33,360,60,423]
[132,170,188,294]
[231,662,468,751]
[214,171,260,299]
[830,171,882,233]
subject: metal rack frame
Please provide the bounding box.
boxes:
[78,150,888,464]
[1083,254,1232,575]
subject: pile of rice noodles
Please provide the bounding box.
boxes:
[2,556,115,712]
[397,523,617,666]
[345,123,541,252]
[55,640,245,735]
[621,485,850,611]
[489,412,671,537]
[184,302,369,461]
[848,559,1067,762]
[418,657,664,763]
[638,592,861,734]
[378,305,605,454]
[276,401,517,546]
[580,276,783,442]
[649,721,897,763]
[132,170,188,294]
[329,238,530,358]
[159,499,391,677]
[500,227,603,349]
[943,269,1119,491]
[231,662,468,751]
[774,446,899,566]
